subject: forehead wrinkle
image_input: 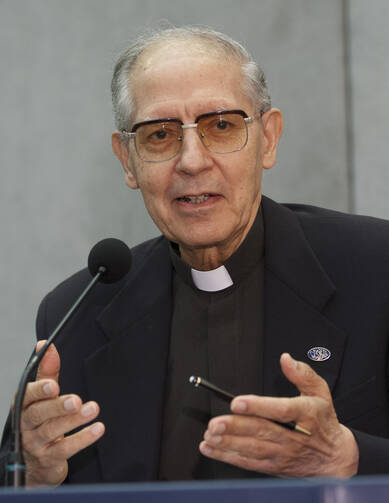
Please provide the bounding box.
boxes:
[132,67,247,122]
[139,101,235,123]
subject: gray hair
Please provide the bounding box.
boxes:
[111,26,271,131]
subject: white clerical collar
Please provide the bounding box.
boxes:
[191,265,233,292]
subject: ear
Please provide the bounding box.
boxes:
[261,108,283,170]
[111,131,139,189]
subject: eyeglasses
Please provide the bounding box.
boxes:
[121,109,261,163]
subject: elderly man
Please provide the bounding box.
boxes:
[1,26,389,486]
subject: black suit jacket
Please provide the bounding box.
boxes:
[2,196,389,483]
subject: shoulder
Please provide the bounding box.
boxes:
[50,236,167,294]
[285,202,389,228]
[284,202,389,246]
[36,235,170,330]
[281,202,389,271]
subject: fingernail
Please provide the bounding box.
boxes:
[91,423,104,436]
[286,353,299,369]
[232,400,247,412]
[64,397,77,411]
[211,423,226,435]
[36,340,47,352]
[81,403,97,417]
[43,382,53,395]
[211,435,222,444]
[200,443,213,456]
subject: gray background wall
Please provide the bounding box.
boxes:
[0,0,387,428]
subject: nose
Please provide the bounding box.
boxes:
[175,127,213,175]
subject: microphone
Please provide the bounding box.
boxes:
[88,238,132,283]
[6,238,132,487]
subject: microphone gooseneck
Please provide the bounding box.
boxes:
[6,239,132,487]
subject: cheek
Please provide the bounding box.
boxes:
[137,172,172,222]
[135,164,160,197]
[234,158,263,202]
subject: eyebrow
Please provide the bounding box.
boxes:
[141,104,232,122]
[138,107,235,123]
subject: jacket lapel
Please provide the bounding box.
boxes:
[261,197,347,397]
[84,238,173,482]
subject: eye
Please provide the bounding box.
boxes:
[152,129,168,140]
[216,119,229,130]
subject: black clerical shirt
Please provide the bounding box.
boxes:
[159,209,265,481]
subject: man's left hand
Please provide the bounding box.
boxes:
[200,353,359,478]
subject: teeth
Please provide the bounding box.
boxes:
[181,194,211,204]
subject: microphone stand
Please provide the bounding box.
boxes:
[6,266,106,488]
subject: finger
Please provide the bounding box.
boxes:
[23,379,60,409]
[43,422,105,463]
[199,441,277,475]
[203,430,281,460]
[23,401,100,453]
[280,353,331,400]
[207,413,297,441]
[230,394,308,424]
[22,394,82,430]
[35,341,60,383]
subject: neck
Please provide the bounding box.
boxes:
[180,245,235,270]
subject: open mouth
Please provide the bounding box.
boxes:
[177,194,215,204]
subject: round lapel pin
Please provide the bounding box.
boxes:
[307,347,331,362]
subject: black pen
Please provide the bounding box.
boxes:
[189,375,311,436]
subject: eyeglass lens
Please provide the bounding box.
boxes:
[134,112,248,162]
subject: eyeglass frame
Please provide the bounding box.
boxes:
[120,109,263,163]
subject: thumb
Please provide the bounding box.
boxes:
[280,352,331,400]
[35,340,60,382]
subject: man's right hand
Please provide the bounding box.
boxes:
[20,341,105,487]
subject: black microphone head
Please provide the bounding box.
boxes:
[88,238,132,284]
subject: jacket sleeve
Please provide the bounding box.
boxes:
[353,429,389,474]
